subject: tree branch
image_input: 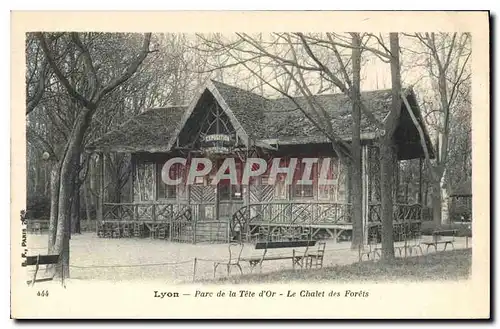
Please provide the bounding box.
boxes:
[94,33,152,103]
[36,32,95,109]
[71,32,101,99]
[26,57,49,115]
[297,33,385,131]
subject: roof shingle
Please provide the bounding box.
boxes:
[87,106,186,153]
[87,80,422,153]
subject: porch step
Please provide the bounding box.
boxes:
[169,221,228,243]
[194,222,228,243]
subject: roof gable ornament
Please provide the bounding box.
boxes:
[166,79,251,151]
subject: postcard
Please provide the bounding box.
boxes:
[11,11,489,319]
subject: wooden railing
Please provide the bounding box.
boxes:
[231,201,352,235]
[103,202,422,227]
[103,202,192,222]
[368,203,422,223]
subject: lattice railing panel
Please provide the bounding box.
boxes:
[368,203,422,223]
[103,202,192,222]
[230,201,353,237]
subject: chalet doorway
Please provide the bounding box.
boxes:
[217,183,244,221]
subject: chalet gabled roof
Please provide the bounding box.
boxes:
[88,79,434,159]
[260,89,394,144]
[87,106,186,153]
[190,80,393,143]
[211,80,268,140]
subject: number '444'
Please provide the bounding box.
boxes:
[37,290,49,297]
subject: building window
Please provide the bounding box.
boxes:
[232,185,243,200]
[291,160,315,199]
[158,183,177,200]
[134,162,155,202]
[157,162,178,200]
[292,184,314,198]
[219,184,243,201]
[318,157,341,201]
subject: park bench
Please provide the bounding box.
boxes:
[213,240,326,277]
[22,254,63,287]
[421,229,457,253]
[241,240,320,272]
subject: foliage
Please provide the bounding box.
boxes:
[26,193,51,219]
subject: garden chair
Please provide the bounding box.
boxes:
[104,223,112,238]
[305,241,326,269]
[394,223,408,257]
[359,226,381,261]
[406,222,423,256]
[149,225,158,239]
[258,226,269,241]
[301,227,312,240]
[97,223,105,238]
[157,227,167,239]
[122,223,131,238]
[270,227,281,242]
[213,242,244,278]
[133,223,142,238]
[112,223,121,238]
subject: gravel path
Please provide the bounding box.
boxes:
[26,233,471,283]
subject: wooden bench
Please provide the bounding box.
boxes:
[421,229,457,253]
[22,254,62,287]
[241,240,318,272]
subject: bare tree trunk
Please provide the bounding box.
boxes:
[350,33,363,250]
[53,108,92,278]
[48,161,61,252]
[380,141,396,260]
[36,32,152,279]
[34,157,40,194]
[432,180,442,226]
[440,170,449,225]
[83,181,92,221]
[89,156,98,209]
[71,186,81,234]
[424,183,429,206]
[44,164,50,195]
[380,33,402,261]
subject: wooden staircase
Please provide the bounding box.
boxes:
[194,221,228,243]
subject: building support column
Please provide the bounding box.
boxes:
[361,145,370,245]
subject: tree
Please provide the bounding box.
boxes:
[402,33,471,226]
[350,33,363,250]
[379,33,402,260]
[35,32,152,277]
[196,32,393,250]
[27,33,204,240]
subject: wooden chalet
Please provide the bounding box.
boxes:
[88,80,434,244]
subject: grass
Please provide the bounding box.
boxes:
[209,249,471,284]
